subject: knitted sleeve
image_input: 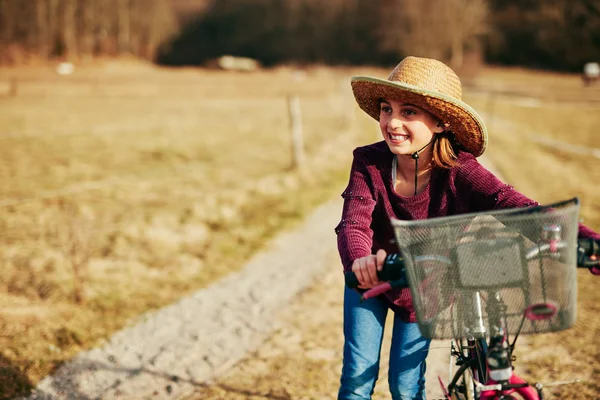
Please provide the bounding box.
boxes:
[455,154,600,240]
[335,150,378,272]
[455,155,539,211]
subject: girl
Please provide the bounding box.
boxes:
[335,56,600,399]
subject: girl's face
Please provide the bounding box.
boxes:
[379,99,444,155]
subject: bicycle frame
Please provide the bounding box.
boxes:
[478,375,539,400]
[446,291,553,400]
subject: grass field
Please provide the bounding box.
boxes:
[0,61,377,398]
[0,61,599,399]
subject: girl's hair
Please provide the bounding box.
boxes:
[432,131,459,169]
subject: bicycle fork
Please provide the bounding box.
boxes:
[469,291,488,386]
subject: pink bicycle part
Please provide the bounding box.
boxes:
[361,282,392,300]
[523,302,558,321]
[479,374,538,400]
[437,376,452,400]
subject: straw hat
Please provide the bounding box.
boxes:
[351,56,487,157]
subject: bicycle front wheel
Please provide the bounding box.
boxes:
[450,369,475,400]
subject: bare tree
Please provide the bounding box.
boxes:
[375,0,447,60]
[117,0,131,54]
[79,0,96,58]
[47,0,60,57]
[445,0,488,68]
[35,0,50,59]
[0,0,177,63]
[375,0,487,66]
[0,0,19,63]
[62,0,78,59]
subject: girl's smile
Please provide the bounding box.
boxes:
[388,132,409,143]
[379,99,443,155]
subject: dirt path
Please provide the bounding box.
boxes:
[188,253,452,400]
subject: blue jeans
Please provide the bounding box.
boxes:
[338,287,431,400]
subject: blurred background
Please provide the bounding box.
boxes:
[1,0,599,71]
[1,0,599,399]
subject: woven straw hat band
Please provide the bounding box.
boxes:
[387,56,462,100]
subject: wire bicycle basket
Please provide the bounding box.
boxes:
[391,198,580,340]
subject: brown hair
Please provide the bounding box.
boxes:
[432,131,459,169]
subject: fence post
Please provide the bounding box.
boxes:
[287,94,305,170]
[9,77,17,97]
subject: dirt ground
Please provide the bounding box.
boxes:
[189,270,598,400]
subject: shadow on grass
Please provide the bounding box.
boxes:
[0,354,33,400]
[7,356,290,400]
[7,354,298,400]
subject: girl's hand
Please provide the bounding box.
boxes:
[352,249,387,289]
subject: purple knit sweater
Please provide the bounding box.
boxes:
[335,141,600,322]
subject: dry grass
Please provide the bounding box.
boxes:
[0,60,377,398]
[1,61,599,400]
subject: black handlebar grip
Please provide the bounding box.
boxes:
[577,238,600,268]
[344,253,406,288]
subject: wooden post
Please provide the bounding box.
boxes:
[9,77,17,97]
[287,94,305,170]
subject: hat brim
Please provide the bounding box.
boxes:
[351,76,487,157]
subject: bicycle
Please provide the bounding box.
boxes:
[345,197,600,400]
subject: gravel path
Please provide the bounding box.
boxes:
[23,197,343,400]
[23,157,502,400]
[190,242,452,400]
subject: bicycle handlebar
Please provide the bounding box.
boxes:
[344,253,407,289]
[577,237,600,274]
[345,238,600,289]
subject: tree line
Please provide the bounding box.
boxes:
[0,0,178,63]
[486,0,600,71]
[158,0,489,69]
[0,0,598,72]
